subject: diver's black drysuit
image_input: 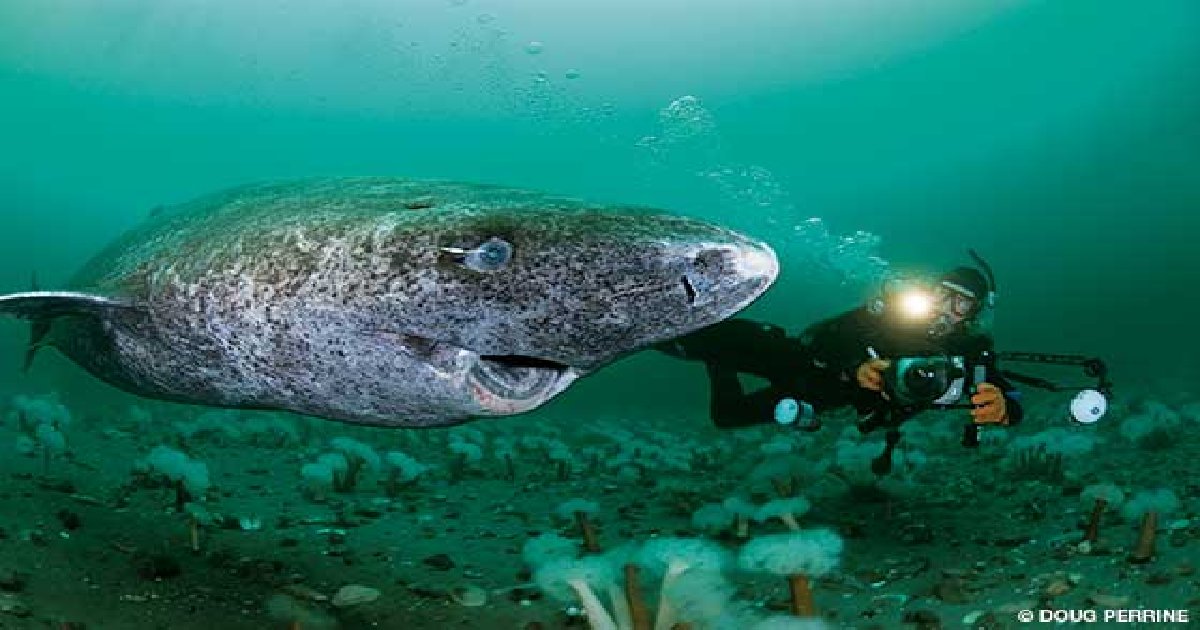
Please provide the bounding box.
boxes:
[660,307,1025,430]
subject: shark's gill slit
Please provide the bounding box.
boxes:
[681,275,698,305]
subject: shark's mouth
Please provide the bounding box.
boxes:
[387,331,579,415]
[467,354,579,415]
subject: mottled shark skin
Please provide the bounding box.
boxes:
[1,177,778,427]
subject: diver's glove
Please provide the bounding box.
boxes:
[970,382,1008,425]
[855,358,892,398]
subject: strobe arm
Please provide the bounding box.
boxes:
[997,351,1112,396]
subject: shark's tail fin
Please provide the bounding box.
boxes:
[0,290,128,372]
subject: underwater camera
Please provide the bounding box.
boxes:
[882,350,1113,424]
[884,353,986,409]
[872,349,1113,452]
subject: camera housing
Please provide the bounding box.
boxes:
[882,350,1112,426]
[883,352,993,409]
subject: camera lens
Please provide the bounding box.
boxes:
[900,358,949,403]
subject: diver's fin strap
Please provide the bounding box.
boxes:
[0,291,128,321]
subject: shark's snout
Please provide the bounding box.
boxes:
[734,242,781,281]
[680,240,779,310]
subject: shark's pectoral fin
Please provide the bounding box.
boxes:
[0,291,129,320]
[0,291,131,371]
[23,320,52,373]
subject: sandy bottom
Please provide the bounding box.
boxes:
[0,391,1196,630]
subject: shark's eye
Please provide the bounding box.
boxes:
[439,236,514,272]
[464,237,513,272]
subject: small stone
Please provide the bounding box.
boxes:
[20,530,47,546]
[933,577,972,604]
[901,524,934,544]
[133,554,181,581]
[901,609,941,629]
[0,593,31,617]
[332,584,380,608]
[995,600,1037,614]
[0,569,27,592]
[870,593,908,607]
[56,509,83,530]
[399,581,446,600]
[970,612,1005,630]
[1144,572,1172,586]
[1041,578,1073,597]
[423,553,456,571]
[1050,546,1074,561]
[449,584,487,607]
[36,478,76,493]
[1087,592,1131,608]
[506,586,542,603]
[281,584,329,603]
[70,494,102,508]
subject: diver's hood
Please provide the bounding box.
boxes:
[866,249,998,339]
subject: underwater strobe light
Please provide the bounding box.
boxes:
[1069,389,1108,425]
[997,351,1113,426]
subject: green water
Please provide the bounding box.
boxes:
[0,3,1198,629]
[2,1,1197,418]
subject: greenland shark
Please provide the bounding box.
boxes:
[0,177,778,427]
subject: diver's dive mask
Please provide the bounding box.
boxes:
[927,283,981,337]
[938,285,980,318]
[868,251,997,338]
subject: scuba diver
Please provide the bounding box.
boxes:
[659,251,1024,472]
